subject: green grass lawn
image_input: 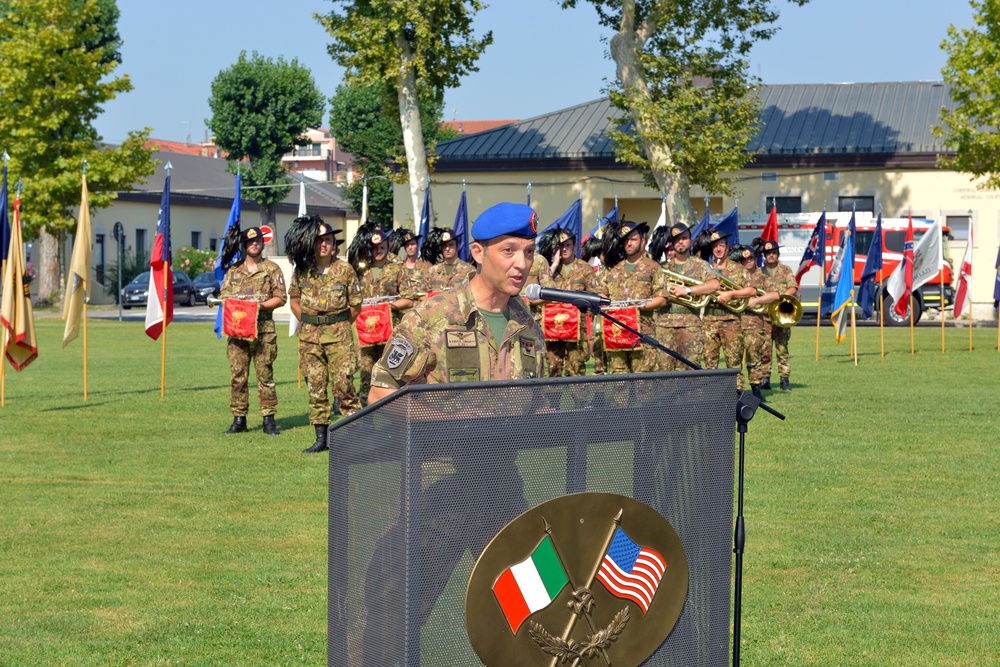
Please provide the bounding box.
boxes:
[1,318,998,666]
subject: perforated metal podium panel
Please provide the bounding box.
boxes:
[329,370,737,667]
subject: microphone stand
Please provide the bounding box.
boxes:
[583,301,784,667]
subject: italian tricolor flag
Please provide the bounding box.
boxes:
[492,535,569,634]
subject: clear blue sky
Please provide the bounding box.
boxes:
[96,0,975,145]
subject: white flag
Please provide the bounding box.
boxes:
[653,196,667,229]
[290,179,307,337]
[911,217,944,292]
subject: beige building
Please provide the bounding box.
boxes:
[397,83,997,321]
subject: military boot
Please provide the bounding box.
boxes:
[224,416,247,434]
[751,385,766,402]
[303,424,329,453]
[262,415,280,436]
[761,378,771,390]
[780,377,791,391]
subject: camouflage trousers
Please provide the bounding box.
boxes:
[358,343,385,404]
[299,338,362,425]
[227,331,278,417]
[741,315,771,386]
[546,340,589,377]
[654,324,704,372]
[703,317,746,389]
[766,326,791,379]
[590,333,605,375]
[606,347,657,374]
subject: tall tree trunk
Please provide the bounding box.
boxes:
[610,0,697,226]
[260,204,278,256]
[395,33,430,227]
[36,225,62,307]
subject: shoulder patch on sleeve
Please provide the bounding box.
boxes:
[385,337,414,370]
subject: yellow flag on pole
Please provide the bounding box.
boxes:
[62,173,92,347]
[1,194,38,370]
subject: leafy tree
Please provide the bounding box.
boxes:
[936,0,1000,188]
[207,51,325,254]
[328,80,456,228]
[0,0,155,304]
[316,0,491,225]
[562,0,806,225]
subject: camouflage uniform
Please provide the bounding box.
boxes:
[589,261,606,374]
[545,257,595,376]
[741,268,771,386]
[654,256,713,371]
[422,259,474,294]
[761,262,797,382]
[363,278,545,665]
[703,260,752,389]
[289,259,363,423]
[597,256,668,374]
[356,257,416,402]
[403,257,432,297]
[526,254,554,324]
[220,259,287,417]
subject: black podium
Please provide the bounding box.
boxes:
[328,369,738,667]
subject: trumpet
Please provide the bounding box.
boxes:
[362,295,399,307]
[709,274,750,314]
[661,268,711,309]
[608,299,651,309]
[207,295,267,307]
[748,291,803,328]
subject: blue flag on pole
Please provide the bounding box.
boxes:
[857,213,883,319]
[453,189,470,263]
[690,206,711,240]
[712,206,739,245]
[0,163,9,273]
[993,244,1000,304]
[830,228,855,344]
[417,182,432,253]
[542,197,583,256]
[214,174,241,339]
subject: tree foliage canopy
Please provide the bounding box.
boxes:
[936,0,1000,189]
[563,0,805,222]
[206,51,325,211]
[0,0,154,238]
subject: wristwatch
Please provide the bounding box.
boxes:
[685,287,692,295]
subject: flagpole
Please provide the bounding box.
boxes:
[909,296,915,355]
[541,518,605,655]
[815,265,822,361]
[941,293,946,354]
[969,302,973,352]
[879,276,885,357]
[160,163,172,397]
[83,297,88,401]
[851,298,857,365]
[0,152,9,406]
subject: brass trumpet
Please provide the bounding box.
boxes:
[661,268,712,309]
[709,274,750,313]
[748,291,803,328]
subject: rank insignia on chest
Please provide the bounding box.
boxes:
[386,338,414,369]
[520,338,536,356]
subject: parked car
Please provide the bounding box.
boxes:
[193,271,221,303]
[121,271,196,309]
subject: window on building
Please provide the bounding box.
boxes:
[824,171,840,182]
[766,197,802,214]
[210,237,217,252]
[837,196,874,213]
[191,231,201,249]
[946,215,970,241]
[760,172,777,182]
[95,234,106,285]
[134,228,147,263]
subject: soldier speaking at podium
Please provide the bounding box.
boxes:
[363,202,544,666]
[218,226,287,435]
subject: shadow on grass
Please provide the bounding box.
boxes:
[277,413,311,430]
[41,401,112,411]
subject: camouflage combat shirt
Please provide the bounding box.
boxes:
[597,255,668,331]
[549,257,597,339]
[288,258,362,344]
[704,259,752,322]
[761,262,797,295]
[656,255,714,328]
[219,258,287,334]
[423,260,475,293]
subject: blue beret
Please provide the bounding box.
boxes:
[472,203,539,241]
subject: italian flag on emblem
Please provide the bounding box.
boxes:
[492,536,569,634]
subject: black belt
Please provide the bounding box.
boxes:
[300,312,349,325]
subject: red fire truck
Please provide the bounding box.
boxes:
[737,212,953,325]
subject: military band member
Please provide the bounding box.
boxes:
[758,239,798,391]
[363,203,543,666]
[734,245,779,400]
[389,227,430,295]
[650,223,719,371]
[696,229,756,388]
[596,220,669,374]
[421,227,474,294]
[581,234,609,375]
[219,226,288,435]
[539,226,594,376]
[286,215,363,454]
[349,223,416,404]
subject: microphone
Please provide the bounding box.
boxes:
[524,283,611,309]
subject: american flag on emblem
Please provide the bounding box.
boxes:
[596,528,666,614]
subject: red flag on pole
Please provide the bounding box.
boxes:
[892,216,915,319]
[145,174,173,340]
[761,204,779,244]
[954,224,973,318]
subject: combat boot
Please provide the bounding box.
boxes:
[262,415,280,436]
[751,385,766,402]
[303,424,329,453]
[224,416,247,434]
[780,377,791,391]
[761,378,771,390]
